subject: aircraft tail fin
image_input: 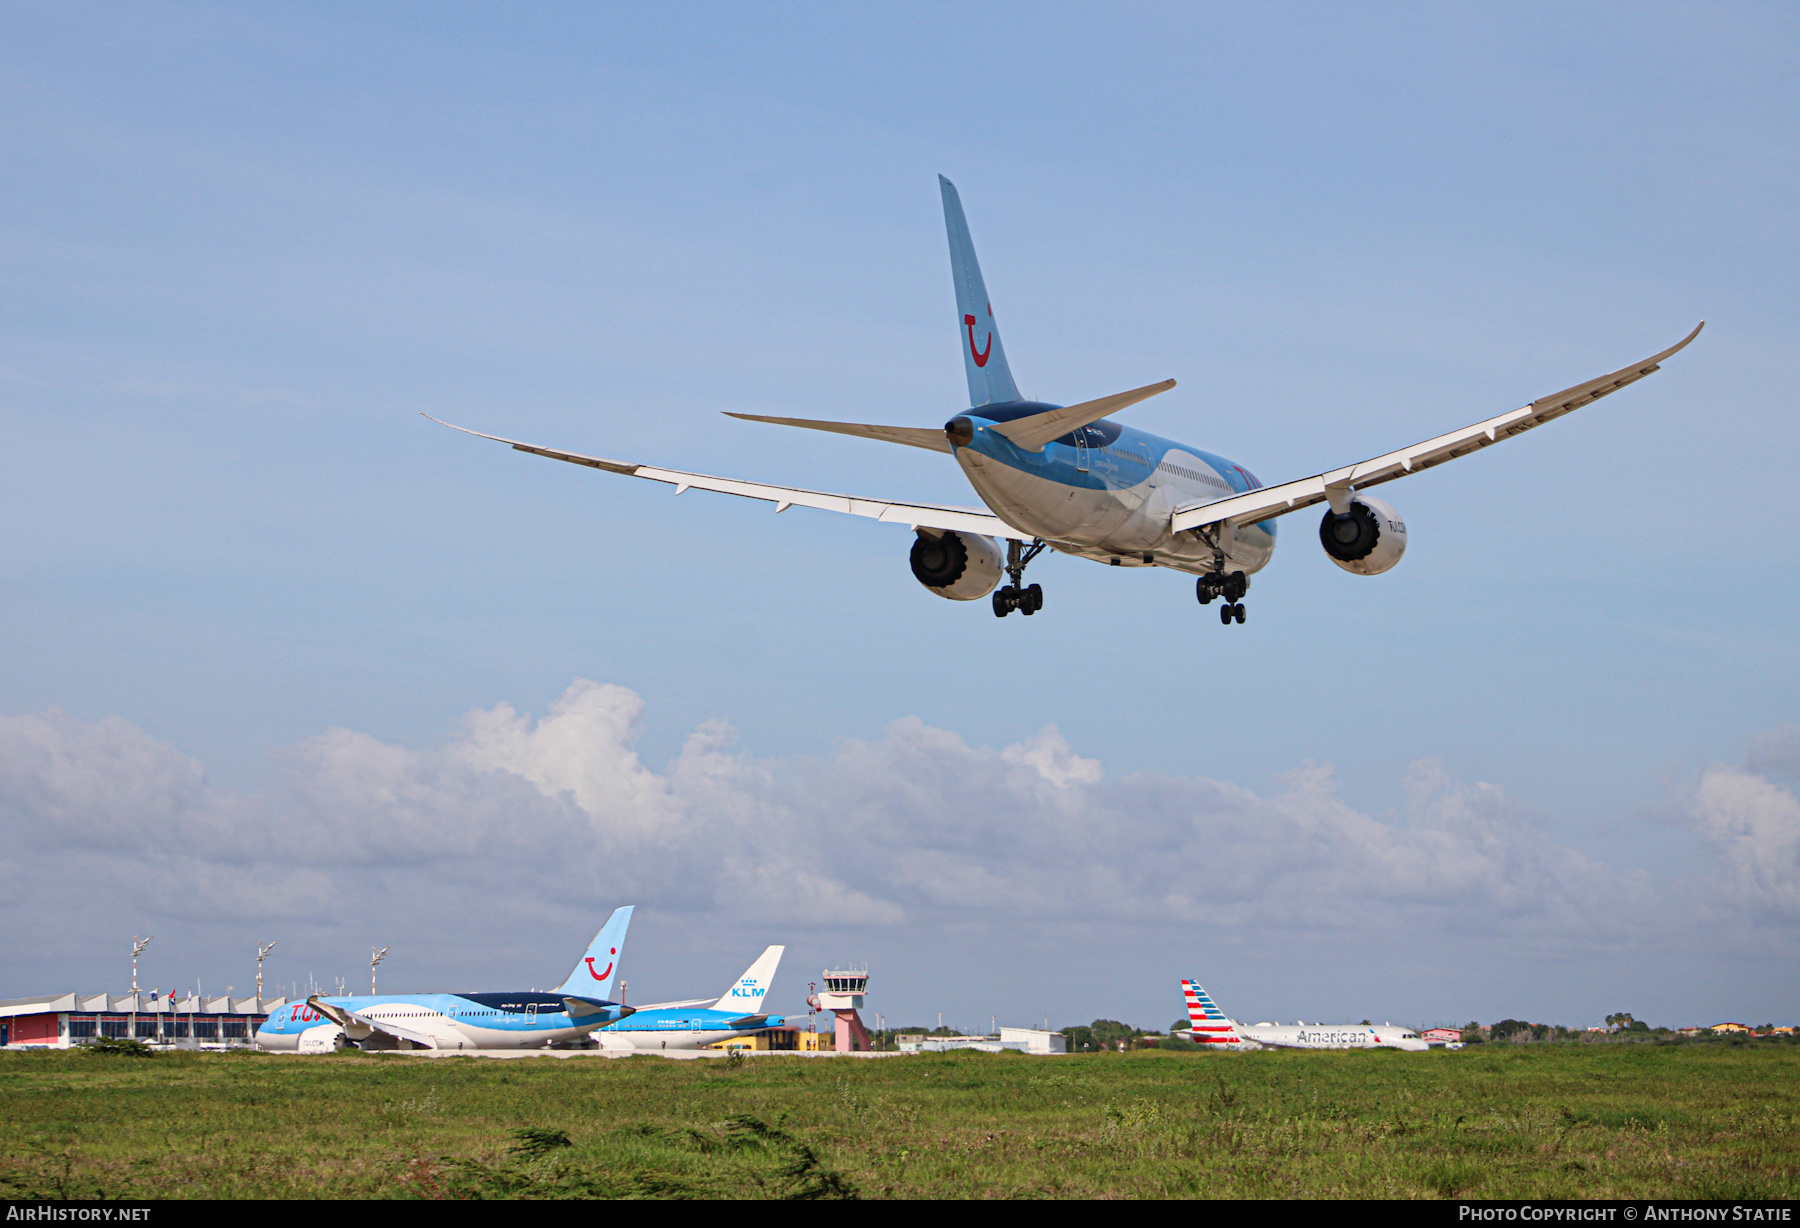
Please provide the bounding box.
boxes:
[556,905,633,997]
[940,175,1022,408]
[711,945,784,1013]
[1181,979,1244,1046]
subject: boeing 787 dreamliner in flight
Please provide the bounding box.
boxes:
[429,177,1699,625]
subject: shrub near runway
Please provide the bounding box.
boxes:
[0,1044,1794,1199]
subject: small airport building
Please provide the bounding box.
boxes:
[897,1028,1067,1054]
[0,993,284,1050]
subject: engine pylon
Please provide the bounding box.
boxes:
[817,967,871,1053]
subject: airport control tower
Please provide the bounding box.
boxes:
[817,967,871,1053]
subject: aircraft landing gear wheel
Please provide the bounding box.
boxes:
[1196,576,1215,605]
[1226,571,1248,602]
[1024,583,1043,614]
[993,587,1014,618]
[1220,603,1233,625]
[1234,603,1247,624]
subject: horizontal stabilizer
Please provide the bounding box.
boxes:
[990,379,1176,452]
[562,996,632,1021]
[725,413,951,454]
[727,1014,770,1029]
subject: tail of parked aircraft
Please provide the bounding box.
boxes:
[557,905,633,997]
[712,945,784,1013]
[939,175,1022,409]
[1181,979,1244,1046]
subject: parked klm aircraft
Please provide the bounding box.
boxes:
[591,945,785,1052]
[1174,979,1429,1052]
[256,906,636,1052]
[427,177,1700,625]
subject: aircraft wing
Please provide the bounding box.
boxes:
[306,995,444,1049]
[424,417,1029,541]
[625,997,716,1012]
[1170,324,1702,534]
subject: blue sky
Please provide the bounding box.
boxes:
[2,3,1797,1031]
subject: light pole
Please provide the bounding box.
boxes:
[131,936,152,995]
[370,947,388,995]
[256,940,277,1001]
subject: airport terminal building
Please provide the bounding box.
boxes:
[0,992,284,1050]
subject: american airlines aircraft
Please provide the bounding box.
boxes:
[427,177,1700,624]
[256,907,635,1052]
[591,945,786,1052]
[1175,979,1429,1052]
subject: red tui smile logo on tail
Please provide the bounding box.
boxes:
[584,948,616,981]
[964,308,992,368]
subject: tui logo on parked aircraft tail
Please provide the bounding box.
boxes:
[585,948,617,981]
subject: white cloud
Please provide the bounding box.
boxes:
[0,680,1793,999]
[1688,764,1800,919]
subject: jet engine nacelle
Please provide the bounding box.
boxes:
[297,1024,346,1054]
[1319,494,1407,576]
[909,529,1004,600]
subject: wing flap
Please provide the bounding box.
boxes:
[723,413,952,454]
[989,379,1176,452]
[1170,324,1702,534]
[423,416,1030,540]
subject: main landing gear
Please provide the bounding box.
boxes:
[1197,570,1249,625]
[993,538,1048,618]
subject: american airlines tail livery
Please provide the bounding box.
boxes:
[1176,979,1429,1052]
[428,177,1699,625]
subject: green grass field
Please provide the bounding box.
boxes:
[1,1043,1794,1199]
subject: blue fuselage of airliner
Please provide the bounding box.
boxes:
[594,1005,787,1051]
[255,991,628,1052]
[947,400,1276,574]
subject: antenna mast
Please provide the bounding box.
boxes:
[256,940,277,1000]
[130,936,152,995]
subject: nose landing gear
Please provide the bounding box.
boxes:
[1198,570,1249,625]
[992,538,1048,618]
